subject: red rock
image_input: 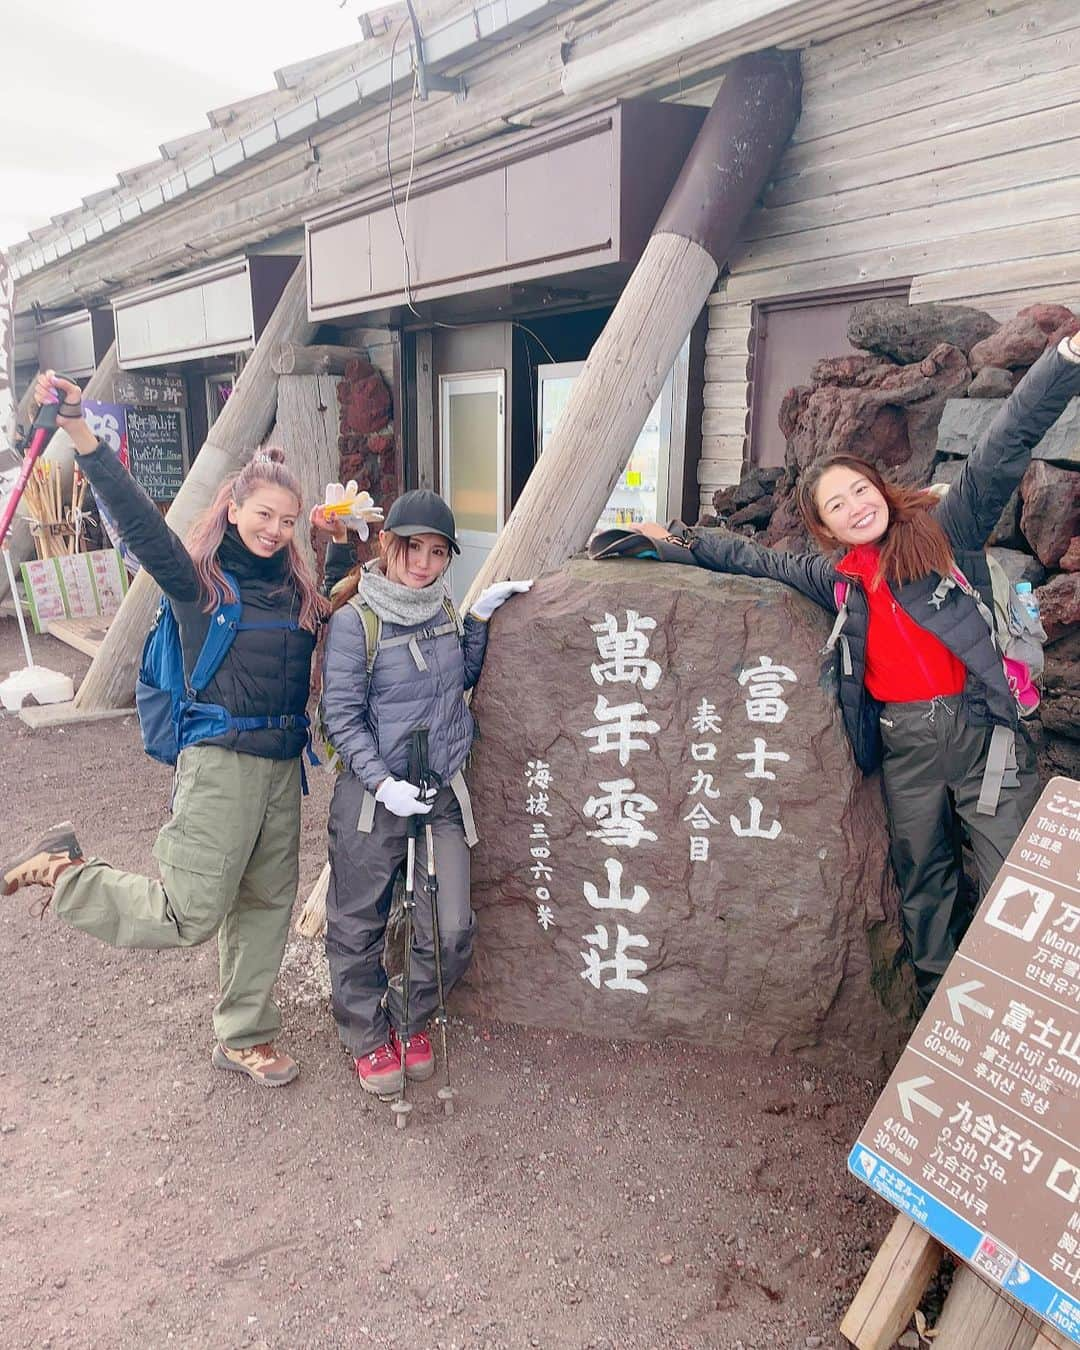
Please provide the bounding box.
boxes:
[781,341,969,488]
[778,386,811,442]
[461,560,911,1074]
[1059,537,1080,572]
[762,492,809,551]
[1020,461,1080,566]
[969,306,1078,371]
[1017,302,1078,335]
[1035,572,1080,641]
[810,355,893,387]
[1048,318,1080,349]
[712,485,739,515]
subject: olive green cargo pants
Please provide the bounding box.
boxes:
[53,745,301,1048]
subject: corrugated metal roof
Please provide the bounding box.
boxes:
[8,0,572,282]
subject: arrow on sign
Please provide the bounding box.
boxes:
[897,1076,943,1124]
[945,979,994,1027]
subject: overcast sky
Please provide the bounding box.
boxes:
[1,0,383,250]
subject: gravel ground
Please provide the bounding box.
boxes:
[0,616,902,1349]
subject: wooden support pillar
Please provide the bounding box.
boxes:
[462,48,801,607]
[840,1216,941,1349]
[73,266,315,713]
[269,373,342,579]
[271,343,372,378]
[930,1264,1041,1349]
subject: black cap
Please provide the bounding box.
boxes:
[383,490,460,554]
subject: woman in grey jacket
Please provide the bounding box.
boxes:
[320,490,530,1094]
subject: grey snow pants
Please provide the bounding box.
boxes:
[326,773,475,1056]
[879,696,1039,1007]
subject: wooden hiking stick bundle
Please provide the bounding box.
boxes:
[21,461,74,558]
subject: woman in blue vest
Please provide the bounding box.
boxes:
[2,371,336,1087]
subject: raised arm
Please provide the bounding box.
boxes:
[36,371,199,603]
[321,538,358,596]
[938,336,1080,551]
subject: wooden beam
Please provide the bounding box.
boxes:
[72,265,315,714]
[271,342,372,377]
[45,615,111,659]
[462,50,800,607]
[1031,1323,1076,1350]
[930,1263,1041,1349]
[270,372,342,579]
[19,702,133,730]
[839,1216,942,1350]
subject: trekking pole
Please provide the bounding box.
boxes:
[414,731,455,1117]
[0,384,70,550]
[390,806,418,1132]
[389,728,427,1131]
[418,750,456,1117]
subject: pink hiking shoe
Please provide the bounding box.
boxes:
[390,1029,435,1082]
[355,1040,402,1097]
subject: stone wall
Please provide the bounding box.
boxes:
[458,560,911,1076]
[703,301,1080,782]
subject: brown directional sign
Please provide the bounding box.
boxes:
[850,776,1080,1345]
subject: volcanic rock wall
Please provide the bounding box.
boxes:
[705,301,1080,781]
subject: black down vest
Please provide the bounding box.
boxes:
[77,443,316,761]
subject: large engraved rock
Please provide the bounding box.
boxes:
[459,560,910,1074]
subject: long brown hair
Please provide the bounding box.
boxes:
[797,454,955,588]
[185,447,328,631]
[329,530,411,613]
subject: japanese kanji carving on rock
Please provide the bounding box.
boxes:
[457,559,911,1073]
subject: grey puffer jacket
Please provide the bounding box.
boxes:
[321,586,489,791]
[671,341,1080,774]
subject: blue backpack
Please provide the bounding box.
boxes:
[136,570,309,765]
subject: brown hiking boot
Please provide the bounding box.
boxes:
[2,822,84,896]
[212,1042,299,1087]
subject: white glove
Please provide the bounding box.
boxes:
[470,579,533,621]
[375,777,433,817]
[323,481,384,542]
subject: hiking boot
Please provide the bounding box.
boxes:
[355,1040,402,1097]
[212,1042,299,1087]
[2,822,84,896]
[390,1028,435,1082]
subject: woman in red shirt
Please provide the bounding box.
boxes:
[627,335,1080,1007]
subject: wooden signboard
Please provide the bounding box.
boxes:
[112,370,186,408]
[850,776,1080,1345]
[126,407,185,501]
